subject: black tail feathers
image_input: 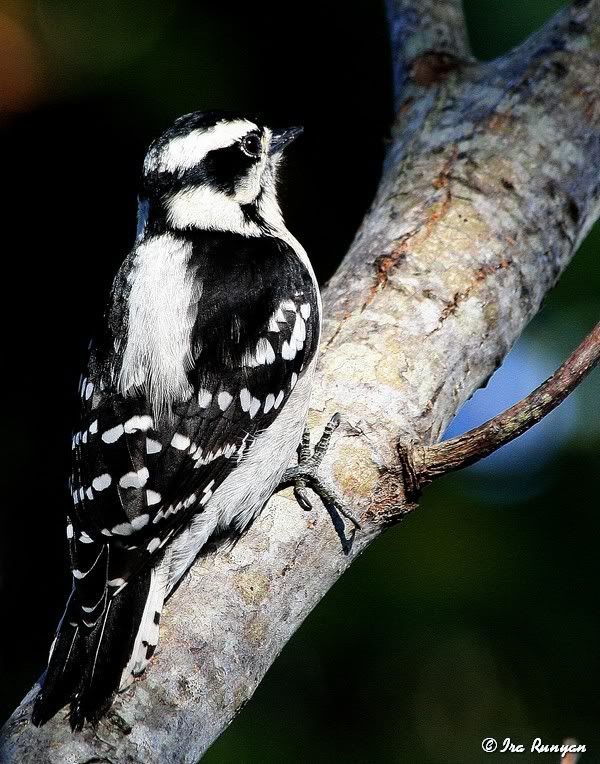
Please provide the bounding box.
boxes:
[32,572,151,731]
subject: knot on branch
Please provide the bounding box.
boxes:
[365,444,424,525]
[410,51,462,87]
[397,442,425,503]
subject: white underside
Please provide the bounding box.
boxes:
[165,360,316,595]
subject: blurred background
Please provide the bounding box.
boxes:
[0,1,598,762]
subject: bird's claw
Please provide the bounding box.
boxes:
[278,413,361,530]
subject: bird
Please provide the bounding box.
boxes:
[31,110,332,730]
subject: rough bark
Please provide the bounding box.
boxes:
[3,1,600,761]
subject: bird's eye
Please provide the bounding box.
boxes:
[240,133,262,157]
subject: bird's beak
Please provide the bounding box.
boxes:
[268,126,304,156]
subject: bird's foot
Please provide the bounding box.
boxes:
[278,413,361,529]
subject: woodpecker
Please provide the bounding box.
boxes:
[32,111,328,730]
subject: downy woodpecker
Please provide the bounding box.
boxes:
[32,111,326,730]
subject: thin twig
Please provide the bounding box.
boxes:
[411,321,600,487]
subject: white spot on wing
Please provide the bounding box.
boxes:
[171,433,191,451]
[146,437,162,454]
[146,537,161,554]
[198,388,212,408]
[291,315,306,345]
[218,391,233,410]
[200,479,215,505]
[131,514,150,531]
[112,522,133,536]
[85,382,94,400]
[281,340,296,360]
[264,393,275,413]
[146,489,162,506]
[102,424,124,444]
[254,338,275,365]
[239,388,251,412]
[124,415,154,433]
[249,397,261,418]
[119,468,149,489]
[274,390,285,409]
[300,303,311,319]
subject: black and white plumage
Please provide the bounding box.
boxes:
[32,111,320,730]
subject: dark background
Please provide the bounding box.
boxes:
[0,1,599,762]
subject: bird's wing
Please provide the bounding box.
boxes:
[69,233,319,626]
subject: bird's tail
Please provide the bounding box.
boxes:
[31,567,159,730]
[119,551,172,690]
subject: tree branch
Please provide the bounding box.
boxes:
[385,0,474,109]
[3,1,600,762]
[405,320,600,491]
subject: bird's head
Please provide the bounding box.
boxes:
[138,111,302,237]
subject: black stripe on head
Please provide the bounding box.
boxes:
[145,110,262,175]
[144,129,264,196]
[201,136,262,195]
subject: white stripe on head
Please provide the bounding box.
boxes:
[145,119,257,175]
[166,186,262,236]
